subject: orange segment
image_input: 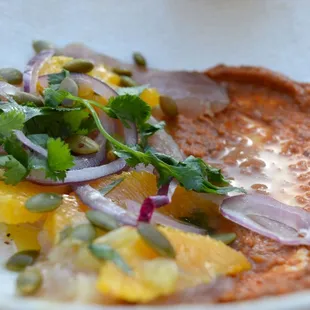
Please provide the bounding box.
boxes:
[96,226,250,302]
[89,171,219,220]
[39,56,73,75]
[140,88,160,108]
[0,181,69,224]
[89,64,120,86]
[7,224,41,251]
[43,194,88,244]
[90,171,158,207]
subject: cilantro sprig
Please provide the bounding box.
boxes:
[43,88,243,194]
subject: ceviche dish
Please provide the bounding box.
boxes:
[1,40,310,307]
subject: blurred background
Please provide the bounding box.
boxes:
[0,0,309,80]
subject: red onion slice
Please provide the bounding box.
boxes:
[138,180,178,222]
[74,184,136,225]
[220,194,310,245]
[27,158,126,185]
[24,50,54,93]
[14,130,47,157]
[126,200,206,234]
[38,73,117,99]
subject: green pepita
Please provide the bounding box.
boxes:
[59,77,79,107]
[32,40,54,53]
[71,224,96,243]
[16,269,42,296]
[25,193,62,213]
[159,96,178,118]
[133,52,147,67]
[89,243,131,274]
[67,135,100,155]
[6,250,39,272]
[211,233,236,245]
[120,76,137,87]
[63,59,94,73]
[137,222,175,258]
[58,226,73,243]
[86,210,119,231]
[0,68,23,85]
[112,67,132,76]
[13,91,43,106]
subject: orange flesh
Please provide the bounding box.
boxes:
[163,66,310,302]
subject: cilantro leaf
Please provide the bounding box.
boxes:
[0,110,25,137]
[139,121,165,148]
[27,134,49,148]
[48,70,69,90]
[46,138,74,181]
[43,88,69,108]
[63,110,89,132]
[4,134,29,167]
[0,155,27,185]
[116,85,149,96]
[105,95,151,128]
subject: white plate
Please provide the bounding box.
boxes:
[1,0,310,308]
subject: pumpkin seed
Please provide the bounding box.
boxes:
[120,76,137,87]
[86,210,119,231]
[137,223,175,258]
[6,250,39,271]
[0,68,23,85]
[211,233,236,245]
[71,224,96,243]
[59,77,78,107]
[58,226,73,243]
[67,135,99,155]
[133,52,147,67]
[112,67,132,76]
[99,177,124,196]
[159,96,178,118]
[13,91,43,106]
[16,269,42,296]
[63,59,94,73]
[25,193,62,213]
[89,243,131,274]
[32,40,54,53]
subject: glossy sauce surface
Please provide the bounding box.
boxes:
[166,70,310,302]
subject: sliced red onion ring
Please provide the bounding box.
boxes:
[27,158,126,185]
[24,49,54,93]
[14,130,47,157]
[220,194,310,245]
[138,180,178,222]
[74,184,136,225]
[38,73,117,99]
[126,200,206,234]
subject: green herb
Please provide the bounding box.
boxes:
[4,134,29,168]
[47,70,69,90]
[99,177,124,196]
[89,243,131,274]
[27,134,49,148]
[43,89,243,194]
[116,84,149,96]
[0,155,27,185]
[0,110,25,137]
[63,110,89,133]
[46,138,74,181]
